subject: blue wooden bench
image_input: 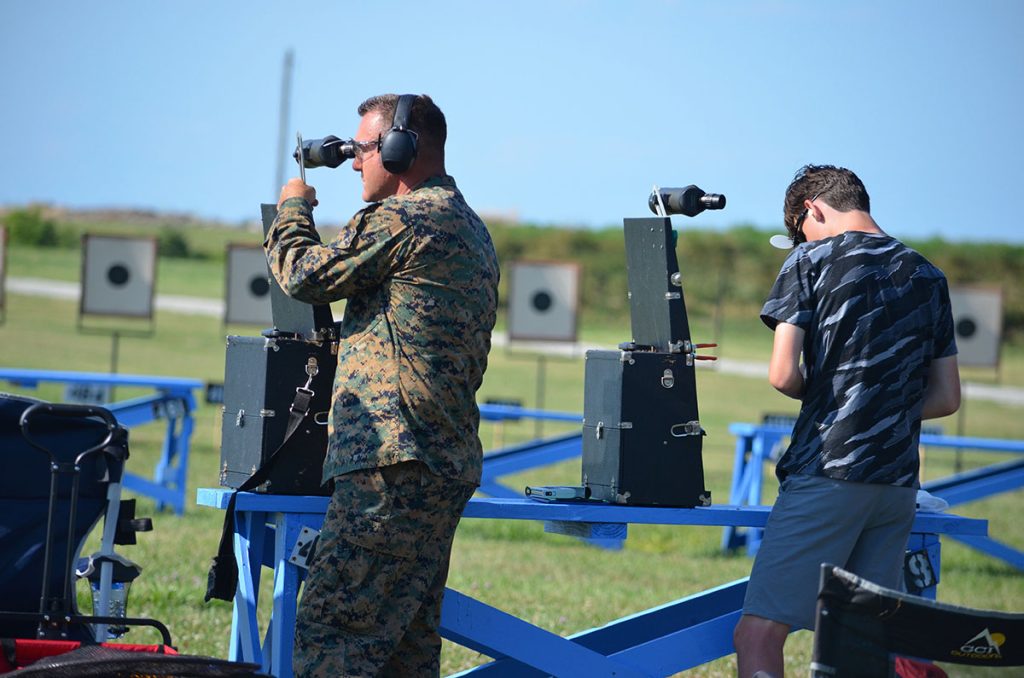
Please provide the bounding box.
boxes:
[197,488,986,677]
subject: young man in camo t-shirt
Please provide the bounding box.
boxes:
[733,165,962,678]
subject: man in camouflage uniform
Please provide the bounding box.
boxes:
[264,93,499,677]
[732,165,962,678]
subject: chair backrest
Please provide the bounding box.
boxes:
[0,393,122,639]
[812,564,1024,676]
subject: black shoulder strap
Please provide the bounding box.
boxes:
[205,385,315,602]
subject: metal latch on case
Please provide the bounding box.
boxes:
[661,369,675,388]
[670,421,704,437]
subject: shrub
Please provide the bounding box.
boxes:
[158,226,193,259]
[4,208,60,247]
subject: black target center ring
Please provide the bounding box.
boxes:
[107,264,131,286]
[956,317,977,339]
[531,291,553,312]
[250,276,270,297]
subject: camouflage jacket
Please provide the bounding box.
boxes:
[264,175,499,485]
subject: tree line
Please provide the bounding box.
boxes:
[4,206,1022,340]
[488,220,1023,340]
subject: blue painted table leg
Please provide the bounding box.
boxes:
[152,415,174,513]
[269,512,306,678]
[231,510,266,665]
[744,433,767,557]
[170,410,194,515]
[152,400,192,514]
[722,435,753,552]
[743,432,789,558]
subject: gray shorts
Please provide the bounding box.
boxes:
[741,473,916,631]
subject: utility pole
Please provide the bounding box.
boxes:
[274,49,295,199]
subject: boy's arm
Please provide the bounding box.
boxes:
[921,355,961,419]
[768,322,805,400]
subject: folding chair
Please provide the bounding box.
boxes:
[0,393,267,676]
[0,393,164,643]
[812,563,1024,677]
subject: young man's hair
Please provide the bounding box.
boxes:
[783,165,871,242]
[357,93,447,158]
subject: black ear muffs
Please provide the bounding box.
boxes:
[380,94,418,174]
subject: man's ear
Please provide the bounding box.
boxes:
[807,201,824,223]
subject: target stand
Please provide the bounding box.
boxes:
[77,234,158,380]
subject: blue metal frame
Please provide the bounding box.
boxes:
[478,403,581,424]
[1,368,202,514]
[477,403,583,498]
[196,488,986,677]
[722,422,1024,569]
[479,431,582,499]
[478,406,614,547]
[477,405,583,500]
[721,423,788,555]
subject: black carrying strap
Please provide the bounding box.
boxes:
[205,387,314,602]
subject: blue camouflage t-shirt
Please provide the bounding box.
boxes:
[761,232,957,487]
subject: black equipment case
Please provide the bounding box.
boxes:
[219,334,335,494]
[582,349,707,506]
[218,204,337,496]
[581,217,711,507]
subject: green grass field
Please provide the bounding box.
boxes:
[2,248,1022,676]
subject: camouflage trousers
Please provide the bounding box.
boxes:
[293,461,476,678]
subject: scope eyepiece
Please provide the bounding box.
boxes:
[295,135,356,170]
[649,185,727,217]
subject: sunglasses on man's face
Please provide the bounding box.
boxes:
[351,139,381,159]
[791,192,821,245]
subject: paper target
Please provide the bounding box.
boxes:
[507,261,580,342]
[225,244,273,326]
[949,286,1002,368]
[80,234,157,318]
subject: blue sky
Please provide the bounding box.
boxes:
[1,1,1022,243]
